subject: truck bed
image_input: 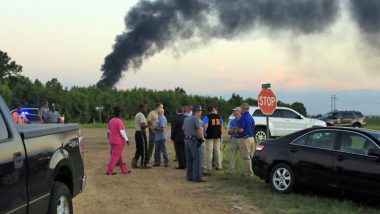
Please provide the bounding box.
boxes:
[17,123,80,139]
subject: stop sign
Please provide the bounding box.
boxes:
[258,88,277,115]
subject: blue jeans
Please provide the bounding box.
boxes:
[185,140,203,182]
[154,139,169,165]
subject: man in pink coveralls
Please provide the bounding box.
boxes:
[106,106,131,175]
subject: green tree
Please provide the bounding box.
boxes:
[0,50,22,79]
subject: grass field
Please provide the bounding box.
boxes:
[364,118,380,130]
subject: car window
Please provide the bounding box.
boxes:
[342,112,352,119]
[368,131,380,142]
[292,135,307,146]
[271,109,282,118]
[339,132,377,155]
[283,110,300,119]
[253,109,264,117]
[0,112,9,141]
[305,131,337,149]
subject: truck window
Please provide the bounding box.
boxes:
[0,112,9,140]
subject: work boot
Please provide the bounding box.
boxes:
[132,158,138,169]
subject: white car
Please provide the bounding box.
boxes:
[228,106,326,142]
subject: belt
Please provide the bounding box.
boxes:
[235,135,253,139]
[185,136,197,141]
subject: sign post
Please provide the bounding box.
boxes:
[258,83,277,139]
[95,106,104,123]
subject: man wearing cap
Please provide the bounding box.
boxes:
[182,104,206,182]
[236,103,255,176]
[227,107,244,174]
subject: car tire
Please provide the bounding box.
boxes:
[269,163,295,193]
[48,182,73,214]
[353,123,361,128]
[255,128,268,142]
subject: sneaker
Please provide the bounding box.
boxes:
[194,179,206,183]
[141,165,152,169]
[106,172,117,175]
[153,164,160,167]
[122,170,131,174]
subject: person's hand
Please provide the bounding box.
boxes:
[126,141,130,146]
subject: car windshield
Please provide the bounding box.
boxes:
[321,112,332,118]
[367,131,380,142]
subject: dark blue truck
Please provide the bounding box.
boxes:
[0,96,85,213]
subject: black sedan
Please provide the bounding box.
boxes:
[252,127,380,197]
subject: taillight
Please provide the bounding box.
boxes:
[78,129,85,158]
[256,144,265,151]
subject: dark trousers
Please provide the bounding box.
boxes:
[185,140,203,182]
[134,131,148,166]
[174,140,186,168]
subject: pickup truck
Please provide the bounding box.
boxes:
[0,96,85,213]
[228,106,326,142]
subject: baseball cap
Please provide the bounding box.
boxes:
[192,104,202,111]
[232,107,241,112]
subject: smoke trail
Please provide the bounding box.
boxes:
[98,0,341,87]
[350,0,380,34]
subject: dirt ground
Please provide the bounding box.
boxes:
[73,128,260,214]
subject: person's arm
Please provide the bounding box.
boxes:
[203,115,209,131]
[198,126,205,141]
[220,117,224,134]
[120,130,130,145]
[237,117,245,133]
[171,118,175,141]
[139,114,149,129]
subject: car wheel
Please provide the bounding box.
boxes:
[48,182,73,214]
[269,163,294,193]
[353,123,361,128]
[255,128,268,142]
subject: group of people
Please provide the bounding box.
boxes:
[105,102,256,183]
[11,100,63,125]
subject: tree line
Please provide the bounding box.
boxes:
[0,50,307,123]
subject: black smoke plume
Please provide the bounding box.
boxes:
[97,0,379,87]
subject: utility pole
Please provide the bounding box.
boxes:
[95,106,104,123]
[331,95,337,111]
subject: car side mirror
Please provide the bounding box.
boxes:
[368,149,380,158]
[296,115,302,119]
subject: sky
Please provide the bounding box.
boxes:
[1,0,380,115]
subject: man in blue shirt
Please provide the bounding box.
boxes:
[153,109,169,167]
[227,107,243,174]
[237,103,255,177]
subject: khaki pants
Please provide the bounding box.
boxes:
[203,138,222,171]
[240,137,255,176]
[229,138,242,173]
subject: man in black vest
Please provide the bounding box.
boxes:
[171,106,187,169]
[203,106,224,173]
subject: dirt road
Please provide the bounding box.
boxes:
[73,128,259,214]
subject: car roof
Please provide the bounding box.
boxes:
[305,126,380,141]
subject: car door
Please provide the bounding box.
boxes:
[283,109,307,135]
[333,131,380,195]
[0,111,28,213]
[268,109,285,137]
[341,112,353,127]
[288,130,338,188]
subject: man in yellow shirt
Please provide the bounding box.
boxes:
[146,103,163,164]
